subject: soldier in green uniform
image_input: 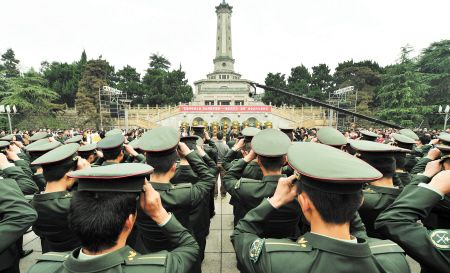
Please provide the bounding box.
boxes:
[96,133,145,166]
[223,128,301,238]
[376,169,450,273]
[360,130,379,141]
[351,140,407,238]
[31,143,90,253]
[134,127,215,256]
[231,142,410,273]
[391,133,416,186]
[64,135,83,145]
[26,140,62,192]
[27,163,200,273]
[0,162,37,273]
[223,127,261,172]
[77,143,98,164]
[171,135,218,273]
[316,126,347,150]
[0,142,38,195]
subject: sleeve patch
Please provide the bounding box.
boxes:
[429,229,450,251]
[249,238,265,263]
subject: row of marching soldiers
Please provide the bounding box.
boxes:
[0,125,449,273]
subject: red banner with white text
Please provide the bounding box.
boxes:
[179,105,272,113]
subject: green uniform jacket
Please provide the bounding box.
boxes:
[0,178,37,271]
[31,191,80,252]
[359,185,402,239]
[404,154,418,173]
[13,159,34,179]
[135,152,215,254]
[232,199,410,273]
[27,215,199,273]
[224,161,300,238]
[2,165,38,195]
[410,157,431,175]
[375,183,450,272]
[394,171,411,187]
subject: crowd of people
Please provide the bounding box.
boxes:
[0,124,449,273]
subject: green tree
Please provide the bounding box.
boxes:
[164,66,193,104]
[310,64,333,100]
[261,73,288,106]
[149,53,171,71]
[116,65,143,104]
[375,46,431,127]
[75,59,110,128]
[0,70,61,114]
[333,60,382,115]
[1,49,20,78]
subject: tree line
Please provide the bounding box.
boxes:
[0,50,193,128]
[0,39,449,129]
[262,40,450,128]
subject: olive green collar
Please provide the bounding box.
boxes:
[366,185,401,195]
[303,232,372,257]
[33,190,71,201]
[150,181,173,190]
[64,246,135,272]
[262,175,285,183]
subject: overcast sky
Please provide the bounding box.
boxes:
[1,0,449,85]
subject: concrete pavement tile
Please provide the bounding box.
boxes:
[221,214,234,230]
[23,231,38,245]
[222,202,234,215]
[19,250,41,273]
[23,237,42,252]
[221,230,234,253]
[201,253,221,273]
[205,229,221,253]
[221,253,239,273]
[210,214,221,230]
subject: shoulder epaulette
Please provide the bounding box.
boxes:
[264,237,312,253]
[173,183,193,189]
[36,252,70,262]
[428,229,450,251]
[368,239,405,254]
[125,251,168,266]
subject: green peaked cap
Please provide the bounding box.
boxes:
[180,136,200,150]
[31,143,80,166]
[0,134,14,141]
[68,163,154,193]
[105,128,123,137]
[392,133,415,145]
[29,132,50,142]
[97,134,124,150]
[64,135,83,144]
[399,129,419,141]
[78,143,97,153]
[129,138,140,149]
[350,140,410,153]
[242,127,260,137]
[27,141,62,153]
[438,133,450,145]
[360,130,378,141]
[138,127,179,152]
[191,125,205,137]
[251,128,291,157]
[287,142,382,193]
[317,127,347,147]
[0,141,10,149]
[24,138,50,151]
[436,145,450,158]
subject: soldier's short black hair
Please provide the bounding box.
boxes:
[419,134,431,145]
[102,148,122,161]
[217,131,224,140]
[69,191,137,253]
[42,161,77,182]
[258,155,285,172]
[146,151,178,174]
[301,183,362,224]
